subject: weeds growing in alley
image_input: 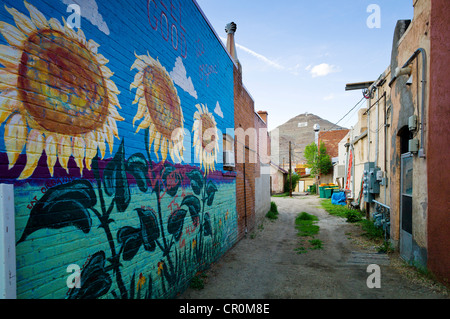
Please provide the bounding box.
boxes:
[294,212,322,254]
[266,201,279,220]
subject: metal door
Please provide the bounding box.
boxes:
[400,153,413,262]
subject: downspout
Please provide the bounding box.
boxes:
[389,48,427,157]
[384,93,388,205]
[375,89,379,168]
[243,144,247,235]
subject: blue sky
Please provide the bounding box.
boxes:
[196,0,414,131]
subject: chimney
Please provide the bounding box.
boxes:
[257,111,268,124]
[225,22,242,72]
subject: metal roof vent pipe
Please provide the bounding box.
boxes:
[225,22,242,72]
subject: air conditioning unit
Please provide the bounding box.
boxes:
[223,150,235,167]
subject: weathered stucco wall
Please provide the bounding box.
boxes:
[389,0,430,266]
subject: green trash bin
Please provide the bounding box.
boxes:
[324,188,333,198]
[319,186,325,198]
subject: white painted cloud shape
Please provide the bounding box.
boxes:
[170,57,198,99]
[62,0,110,35]
[214,101,224,118]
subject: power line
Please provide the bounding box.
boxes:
[326,97,366,131]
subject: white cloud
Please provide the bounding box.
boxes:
[214,101,223,118]
[169,56,198,99]
[307,63,340,77]
[323,94,335,101]
[62,0,110,35]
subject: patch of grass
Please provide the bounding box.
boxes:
[266,201,279,220]
[190,272,207,290]
[360,219,384,240]
[295,212,319,237]
[309,239,323,250]
[294,212,322,253]
[321,199,364,223]
[272,192,289,197]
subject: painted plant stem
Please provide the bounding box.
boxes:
[93,154,128,299]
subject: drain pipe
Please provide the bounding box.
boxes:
[389,48,427,157]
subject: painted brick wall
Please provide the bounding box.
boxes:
[0,0,238,298]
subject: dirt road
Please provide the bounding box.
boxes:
[181,195,448,299]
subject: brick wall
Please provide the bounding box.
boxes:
[233,67,256,239]
[0,0,238,298]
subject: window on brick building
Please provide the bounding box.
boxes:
[223,134,235,170]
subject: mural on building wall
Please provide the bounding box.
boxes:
[0,0,236,298]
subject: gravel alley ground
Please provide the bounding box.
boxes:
[181,194,449,299]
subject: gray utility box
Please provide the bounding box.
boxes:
[363,162,381,203]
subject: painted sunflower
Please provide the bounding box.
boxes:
[0,1,123,179]
[131,53,185,163]
[192,103,219,175]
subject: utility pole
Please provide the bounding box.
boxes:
[289,141,292,197]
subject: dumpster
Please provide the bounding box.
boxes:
[319,186,325,198]
[324,188,333,198]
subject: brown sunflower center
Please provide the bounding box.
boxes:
[18,29,109,135]
[142,65,183,140]
[200,114,216,151]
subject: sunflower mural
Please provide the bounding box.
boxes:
[3,0,238,300]
[0,1,123,179]
[193,103,219,175]
[131,52,185,163]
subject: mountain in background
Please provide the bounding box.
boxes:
[270,112,346,168]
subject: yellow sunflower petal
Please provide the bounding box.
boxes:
[108,90,121,109]
[132,86,144,105]
[0,21,26,48]
[72,136,86,175]
[148,125,157,148]
[87,39,100,54]
[44,134,58,177]
[4,113,27,169]
[0,90,19,123]
[84,132,97,170]
[130,54,146,71]
[0,44,21,69]
[76,28,87,45]
[18,129,44,180]
[57,135,72,173]
[153,132,161,161]
[48,17,64,32]
[96,131,106,159]
[24,1,49,30]
[61,17,77,40]
[135,114,152,133]
[107,116,119,139]
[105,79,120,97]
[5,5,36,35]
[161,138,168,162]
[103,125,114,155]
[101,66,114,79]
[130,70,143,91]
[132,98,148,126]
[108,104,124,122]
[95,53,109,65]
[0,68,18,87]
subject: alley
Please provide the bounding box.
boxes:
[181,195,448,299]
